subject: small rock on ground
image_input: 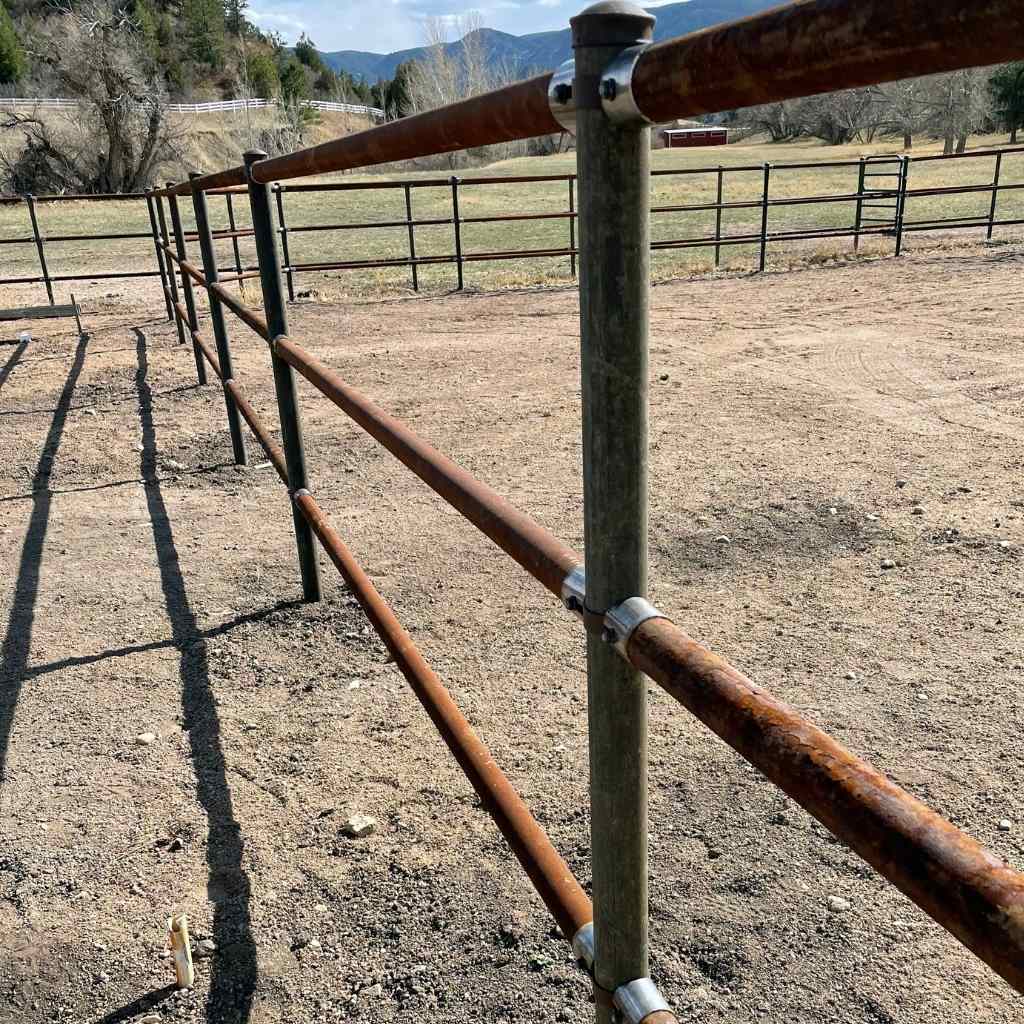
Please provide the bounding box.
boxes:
[341,814,377,838]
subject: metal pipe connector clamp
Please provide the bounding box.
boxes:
[600,44,653,124]
[561,565,586,618]
[572,921,595,969]
[603,596,667,656]
[613,977,671,1024]
[548,58,577,134]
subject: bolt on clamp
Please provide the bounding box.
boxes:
[600,43,654,125]
[560,567,668,655]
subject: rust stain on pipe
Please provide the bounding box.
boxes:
[633,0,1024,124]
[275,335,578,596]
[249,75,560,184]
[626,617,1024,993]
[292,490,592,941]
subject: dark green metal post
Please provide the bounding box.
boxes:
[895,156,910,256]
[166,183,208,385]
[568,175,577,277]
[714,166,724,269]
[854,157,866,252]
[987,150,1003,241]
[450,176,464,290]
[573,3,654,1018]
[154,191,187,347]
[758,163,771,272]
[145,189,174,321]
[274,185,296,302]
[244,150,322,603]
[189,172,247,466]
[25,195,54,305]
[225,191,246,291]
[404,184,419,292]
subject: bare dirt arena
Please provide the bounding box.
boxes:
[2,241,1022,1024]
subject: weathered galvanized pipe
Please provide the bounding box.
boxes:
[292,490,593,942]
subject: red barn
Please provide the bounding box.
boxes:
[662,127,729,148]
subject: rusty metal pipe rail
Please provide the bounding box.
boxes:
[625,617,1024,992]
[162,0,1024,196]
[293,491,593,942]
[272,333,578,596]
[230,326,1024,993]
[172,299,287,481]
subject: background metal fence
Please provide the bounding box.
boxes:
[1,144,1022,307]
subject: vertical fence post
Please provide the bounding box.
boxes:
[189,173,247,466]
[572,4,654,1017]
[224,191,246,292]
[25,195,54,305]
[274,185,296,302]
[244,150,322,603]
[145,188,174,321]
[853,157,866,253]
[568,175,577,278]
[450,175,464,291]
[154,191,187,348]
[758,163,771,273]
[404,184,419,292]
[987,150,1003,241]
[714,166,724,269]
[166,183,208,386]
[895,155,910,257]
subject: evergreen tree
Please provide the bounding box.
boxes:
[0,1,27,83]
[990,63,1024,144]
[183,0,225,67]
[278,57,308,105]
[224,0,247,36]
[245,50,278,98]
[294,33,324,72]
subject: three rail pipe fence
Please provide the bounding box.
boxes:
[3,142,1023,305]
[15,0,1024,1016]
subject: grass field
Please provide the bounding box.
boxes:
[1,133,1022,304]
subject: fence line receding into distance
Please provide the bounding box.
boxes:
[13,0,1024,1018]
[1,144,1023,304]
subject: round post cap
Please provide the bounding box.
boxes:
[571,1,655,48]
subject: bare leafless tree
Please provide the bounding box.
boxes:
[0,1,183,193]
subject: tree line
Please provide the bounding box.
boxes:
[730,66,1024,152]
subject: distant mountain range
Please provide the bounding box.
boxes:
[321,0,777,82]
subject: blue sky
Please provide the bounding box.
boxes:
[248,0,674,54]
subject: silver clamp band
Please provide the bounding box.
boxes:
[600,44,653,125]
[603,596,666,656]
[548,58,577,134]
[571,921,594,970]
[614,977,671,1024]
[561,565,586,618]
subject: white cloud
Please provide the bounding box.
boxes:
[249,7,308,35]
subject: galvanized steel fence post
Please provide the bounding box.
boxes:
[274,185,296,302]
[987,150,1003,241]
[572,2,654,1017]
[224,192,246,290]
[166,183,209,386]
[854,157,866,252]
[25,195,54,305]
[404,184,419,292]
[450,175,464,290]
[758,163,771,272]
[145,188,174,321]
[244,150,322,603]
[189,172,248,466]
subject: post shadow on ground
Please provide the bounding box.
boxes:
[0,337,28,391]
[0,332,89,790]
[133,327,257,1022]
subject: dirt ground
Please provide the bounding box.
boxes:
[1,240,1022,1024]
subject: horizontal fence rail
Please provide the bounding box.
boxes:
[10,0,1024,1016]
[2,145,1022,303]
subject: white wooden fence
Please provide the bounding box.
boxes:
[0,97,384,118]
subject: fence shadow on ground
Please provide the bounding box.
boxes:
[133,326,257,1022]
[0,332,88,789]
